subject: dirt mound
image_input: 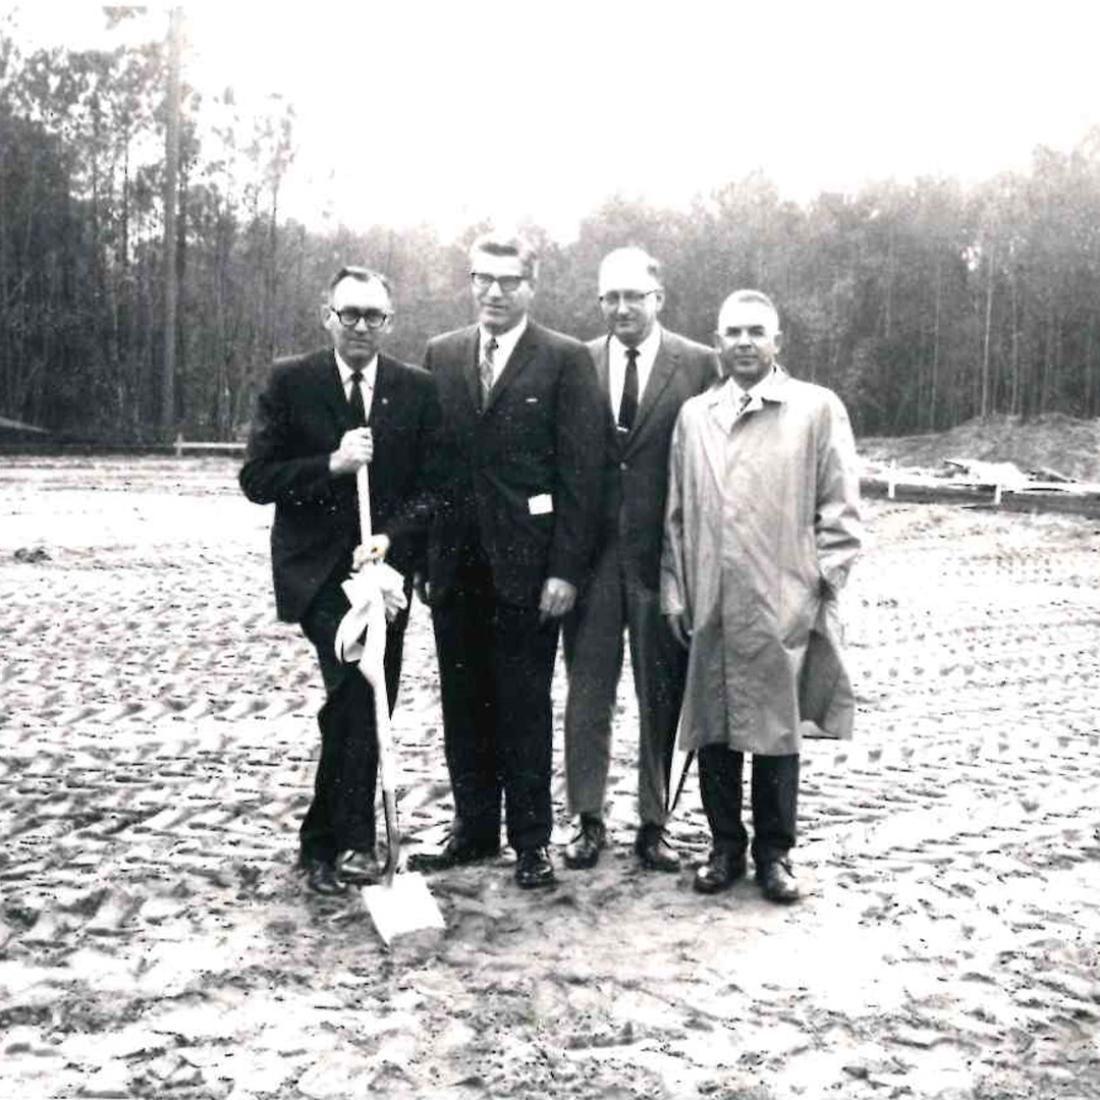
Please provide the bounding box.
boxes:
[860,413,1100,481]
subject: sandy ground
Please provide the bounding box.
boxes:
[1,455,1099,1100]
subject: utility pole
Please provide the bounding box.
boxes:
[161,5,182,434]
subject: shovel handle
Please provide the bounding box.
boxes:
[356,462,372,542]
[369,609,399,880]
[356,458,399,878]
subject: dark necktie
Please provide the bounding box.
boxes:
[618,348,639,432]
[349,369,367,426]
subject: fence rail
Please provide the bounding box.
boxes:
[174,435,246,457]
[861,477,1100,519]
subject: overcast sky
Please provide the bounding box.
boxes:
[11,0,1100,240]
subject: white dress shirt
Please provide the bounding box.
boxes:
[478,316,528,387]
[609,323,662,424]
[334,349,378,422]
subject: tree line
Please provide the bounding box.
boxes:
[3,19,1100,442]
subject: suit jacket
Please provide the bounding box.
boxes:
[423,320,607,608]
[588,328,718,590]
[240,348,441,623]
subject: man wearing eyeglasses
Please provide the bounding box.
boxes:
[240,266,440,896]
[416,231,605,890]
[561,247,718,874]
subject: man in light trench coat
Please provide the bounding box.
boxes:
[661,289,862,903]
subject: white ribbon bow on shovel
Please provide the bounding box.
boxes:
[333,463,444,946]
[334,560,407,664]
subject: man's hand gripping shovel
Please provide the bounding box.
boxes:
[334,463,444,946]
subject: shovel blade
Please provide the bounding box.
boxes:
[362,872,445,946]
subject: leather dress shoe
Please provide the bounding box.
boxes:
[300,858,346,897]
[635,824,681,872]
[563,815,606,870]
[692,848,747,894]
[339,849,382,885]
[407,834,501,872]
[515,846,556,889]
[757,859,801,904]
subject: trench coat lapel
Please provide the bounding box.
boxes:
[755,366,791,406]
[702,367,791,471]
[701,387,734,485]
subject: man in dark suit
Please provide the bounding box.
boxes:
[561,247,718,872]
[418,231,606,890]
[240,266,440,896]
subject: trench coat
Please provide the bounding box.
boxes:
[660,367,862,755]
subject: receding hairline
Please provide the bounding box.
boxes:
[469,231,539,280]
[598,246,663,288]
[717,289,780,328]
[326,265,394,305]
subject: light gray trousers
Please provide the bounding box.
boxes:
[562,547,687,826]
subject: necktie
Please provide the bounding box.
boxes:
[737,391,751,415]
[618,348,639,432]
[479,337,498,411]
[348,369,367,426]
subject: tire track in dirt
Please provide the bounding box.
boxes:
[2,459,1099,1100]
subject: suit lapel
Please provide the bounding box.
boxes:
[460,327,481,414]
[590,336,611,399]
[590,335,626,452]
[316,350,354,430]
[625,331,677,450]
[484,321,537,412]
[369,354,396,429]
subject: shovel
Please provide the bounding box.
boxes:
[341,463,444,945]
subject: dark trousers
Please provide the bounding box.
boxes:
[697,746,799,868]
[431,552,559,852]
[297,572,411,864]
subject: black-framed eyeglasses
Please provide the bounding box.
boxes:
[471,272,526,293]
[599,290,659,308]
[331,307,390,330]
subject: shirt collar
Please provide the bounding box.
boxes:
[334,349,378,386]
[727,363,776,399]
[707,364,786,408]
[479,315,528,363]
[610,321,662,363]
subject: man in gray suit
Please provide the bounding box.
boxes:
[561,247,718,871]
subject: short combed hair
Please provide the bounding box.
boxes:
[327,265,393,304]
[600,246,662,287]
[469,232,539,281]
[720,288,780,328]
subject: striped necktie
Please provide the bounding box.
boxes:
[479,337,498,411]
